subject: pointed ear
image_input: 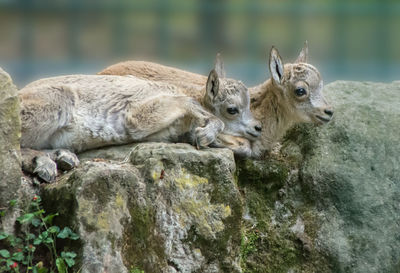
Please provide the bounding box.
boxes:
[295,40,308,63]
[214,53,226,78]
[269,46,284,85]
[206,69,219,100]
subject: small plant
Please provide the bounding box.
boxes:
[0,196,79,273]
[0,199,18,218]
[240,227,259,273]
[241,230,259,261]
[130,266,144,273]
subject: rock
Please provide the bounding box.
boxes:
[3,78,398,273]
[236,81,400,273]
[0,67,21,205]
[42,143,242,273]
[285,81,400,273]
[78,144,135,162]
[0,67,22,231]
[236,156,328,273]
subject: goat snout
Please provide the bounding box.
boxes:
[324,108,334,117]
[314,106,334,124]
[245,121,262,139]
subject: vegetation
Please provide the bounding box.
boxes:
[130,266,144,273]
[0,196,79,273]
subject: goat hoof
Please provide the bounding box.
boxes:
[195,127,216,148]
[55,149,80,171]
[33,156,57,183]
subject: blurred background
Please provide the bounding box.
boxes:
[0,0,399,88]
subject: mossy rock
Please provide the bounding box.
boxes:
[236,154,331,273]
[285,81,400,273]
[16,79,400,273]
[41,143,243,273]
[0,67,21,210]
[128,143,243,273]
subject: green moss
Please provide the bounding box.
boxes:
[239,183,303,273]
[174,168,209,189]
[173,167,242,271]
[123,205,166,272]
[81,176,112,208]
[283,124,319,158]
[184,223,240,273]
[130,266,145,273]
[237,158,288,184]
[40,174,77,228]
[236,158,289,207]
[240,230,259,265]
[237,154,333,273]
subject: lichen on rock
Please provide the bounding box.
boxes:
[126,143,242,273]
[41,143,242,273]
[0,67,23,233]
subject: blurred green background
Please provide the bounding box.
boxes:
[0,0,399,87]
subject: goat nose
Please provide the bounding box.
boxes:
[255,125,262,132]
[324,109,334,116]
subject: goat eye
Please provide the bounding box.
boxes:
[227,107,239,115]
[295,88,307,97]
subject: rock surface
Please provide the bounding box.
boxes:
[297,81,400,273]
[236,81,400,273]
[0,68,21,206]
[43,143,242,273]
[0,67,22,232]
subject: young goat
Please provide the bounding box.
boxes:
[101,54,261,146]
[100,43,333,157]
[20,67,260,182]
[248,43,333,156]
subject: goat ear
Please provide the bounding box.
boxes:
[295,41,308,63]
[269,46,284,85]
[214,53,226,78]
[206,69,219,100]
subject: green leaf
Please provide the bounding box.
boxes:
[34,209,45,217]
[27,233,36,240]
[69,232,79,240]
[43,237,53,244]
[57,227,79,240]
[0,232,8,240]
[10,237,22,247]
[9,199,17,207]
[57,227,72,239]
[48,226,60,234]
[56,258,67,273]
[61,252,76,259]
[32,217,41,227]
[61,252,76,267]
[43,213,58,225]
[17,213,35,224]
[37,266,49,273]
[33,238,42,245]
[12,252,24,262]
[0,249,10,258]
[64,258,75,268]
